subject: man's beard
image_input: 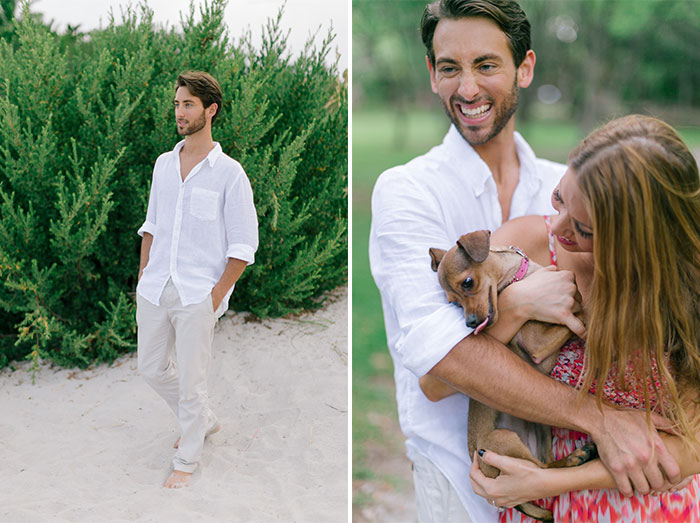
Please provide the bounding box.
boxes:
[177,110,206,136]
[444,76,519,147]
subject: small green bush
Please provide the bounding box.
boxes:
[0,0,347,370]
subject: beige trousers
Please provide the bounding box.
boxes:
[136,279,220,473]
[412,452,473,523]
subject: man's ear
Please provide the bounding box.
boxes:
[207,102,218,121]
[426,56,438,94]
[517,49,536,89]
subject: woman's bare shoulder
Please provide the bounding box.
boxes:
[491,215,551,267]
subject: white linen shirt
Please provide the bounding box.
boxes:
[137,140,258,309]
[369,125,565,522]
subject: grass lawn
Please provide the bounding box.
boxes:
[351,106,700,515]
[352,108,449,515]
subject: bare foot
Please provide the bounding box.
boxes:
[173,422,222,449]
[164,470,192,489]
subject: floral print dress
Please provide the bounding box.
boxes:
[499,339,700,523]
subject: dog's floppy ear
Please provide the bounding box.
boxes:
[456,230,491,263]
[429,247,446,272]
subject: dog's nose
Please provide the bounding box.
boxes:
[466,314,481,329]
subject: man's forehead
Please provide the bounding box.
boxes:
[433,16,511,61]
[174,85,200,102]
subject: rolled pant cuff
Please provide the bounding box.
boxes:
[173,461,198,474]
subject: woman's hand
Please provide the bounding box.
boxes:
[499,266,586,339]
[469,450,549,508]
[470,444,692,506]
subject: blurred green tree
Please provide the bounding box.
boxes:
[354,0,700,131]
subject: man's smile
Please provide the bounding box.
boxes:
[451,95,496,128]
[456,101,492,122]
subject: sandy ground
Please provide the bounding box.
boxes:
[0,287,348,523]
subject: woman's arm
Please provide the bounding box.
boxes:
[470,450,615,508]
[471,431,699,507]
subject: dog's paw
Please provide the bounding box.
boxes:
[565,442,598,467]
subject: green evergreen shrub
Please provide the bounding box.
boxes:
[0,0,348,370]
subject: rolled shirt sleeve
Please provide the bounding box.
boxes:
[224,172,258,265]
[137,220,156,237]
[138,164,159,237]
[369,170,473,378]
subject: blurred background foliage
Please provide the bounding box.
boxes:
[354,0,700,133]
[352,0,700,517]
[0,0,347,370]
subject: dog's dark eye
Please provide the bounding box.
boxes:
[462,277,474,291]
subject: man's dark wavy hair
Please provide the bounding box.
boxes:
[421,0,531,68]
[175,71,223,124]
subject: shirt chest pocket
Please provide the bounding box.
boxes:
[189,187,220,221]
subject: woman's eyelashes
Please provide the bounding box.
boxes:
[574,221,593,239]
[553,188,592,239]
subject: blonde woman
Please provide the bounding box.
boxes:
[469,115,700,521]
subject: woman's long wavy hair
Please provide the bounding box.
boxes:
[571,115,700,444]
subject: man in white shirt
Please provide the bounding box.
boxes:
[137,71,258,489]
[369,1,680,520]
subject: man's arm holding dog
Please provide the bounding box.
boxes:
[428,330,680,496]
[419,266,579,401]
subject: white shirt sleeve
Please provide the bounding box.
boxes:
[223,170,258,264]
[138,166,158,237]
[370,170,472,378]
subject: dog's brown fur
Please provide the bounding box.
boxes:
[429,230,594,522]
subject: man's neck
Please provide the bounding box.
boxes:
[471,119,519,185]
[470,119,521,223]
[181,129,214,157]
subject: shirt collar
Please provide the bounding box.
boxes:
[173,140,223,168]
[443,125,542,196]
[513,131,545,195]
[442,125,492,197]
[513,131,538,181]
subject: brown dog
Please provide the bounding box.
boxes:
[429,230,594,522]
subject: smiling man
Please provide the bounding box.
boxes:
[136,71,258,488]
[369,1,678,521]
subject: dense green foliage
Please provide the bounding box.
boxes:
[0,1,347,369]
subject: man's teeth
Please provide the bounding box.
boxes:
[460,104,490,117]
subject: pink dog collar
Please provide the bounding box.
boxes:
[509,246,529,284]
